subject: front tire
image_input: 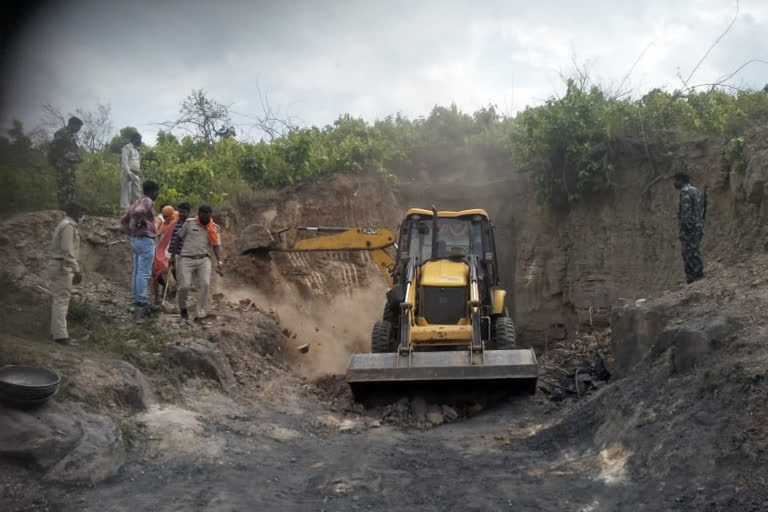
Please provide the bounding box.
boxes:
[371,321,394,353]
[493,316,517,350]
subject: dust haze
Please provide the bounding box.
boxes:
[226,277,388,380]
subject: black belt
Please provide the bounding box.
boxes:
[181,254,209,260]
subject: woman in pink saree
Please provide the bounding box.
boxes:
[152,205,178,304]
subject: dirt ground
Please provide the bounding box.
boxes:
[1,168,768,511]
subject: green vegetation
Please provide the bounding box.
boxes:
[2,85,767,213]
[68,299,176,376]
[513,83,768,207]
[723,136,746,175]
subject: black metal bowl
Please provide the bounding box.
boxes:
[0,365,61,407]
[0,365,61,388]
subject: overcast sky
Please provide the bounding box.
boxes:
[1,0,766,143]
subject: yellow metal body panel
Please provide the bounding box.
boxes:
[274,227,396,285]
[290,227,396,251]
[410,324,473,343]
[492,289,507,315]
[419,260,468,287]
[405,208,489,219]
[370,248,395,287]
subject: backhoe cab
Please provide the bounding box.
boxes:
[375,208,516,355]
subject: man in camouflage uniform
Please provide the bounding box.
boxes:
[674,171,706,284]
[48,117,83,209]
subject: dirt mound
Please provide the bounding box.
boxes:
[513,251,768,509]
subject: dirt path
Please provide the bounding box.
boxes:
[30,388,661,512]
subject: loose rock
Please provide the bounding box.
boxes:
[441,405,459,422]
[426,405,444,425]
[44,411,126,484]
[0,402,125,484]
[411,397,427,422]
[167,338,237,389]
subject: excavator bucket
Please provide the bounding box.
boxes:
[345,348,538,404]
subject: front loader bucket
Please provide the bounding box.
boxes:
[346,348,538,404]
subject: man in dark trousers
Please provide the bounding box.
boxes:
[674,171,706,284]
[48,117,83,209]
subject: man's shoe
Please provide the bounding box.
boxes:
[54,337,79,346]
[194,313,216,323]
[180,308,189,320]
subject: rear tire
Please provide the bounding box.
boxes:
[383,303,397,324]
[493,317,517,349]
[371,321,394,353]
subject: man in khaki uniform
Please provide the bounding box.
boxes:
[48,202,84,346]
[176,205,223,321]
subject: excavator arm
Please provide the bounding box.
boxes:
[269,226,397,287]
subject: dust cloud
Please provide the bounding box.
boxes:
[226,279,388,380]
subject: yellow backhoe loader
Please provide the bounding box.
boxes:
[244,207,538,400]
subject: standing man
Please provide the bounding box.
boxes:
[176,205,223,321]
[122,180,160,310]
[168,202,191,280]
[674,171,706,284]
[48,201,85,346]
[120,132,142,213]
[168,202,191,258]
[48,117,83,209]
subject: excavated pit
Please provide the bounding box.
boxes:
[221,173,614,423]
[3,133,768,509]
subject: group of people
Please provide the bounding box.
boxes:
[121,184,223,319]
[46,117,224,347]
[45,117,707,348]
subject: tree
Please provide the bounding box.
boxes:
[38,102,113,151]
[162,89,234,148]
[7,120,32,151]
[156,130,179,146]
[107,126,140,154]
[77,103,113,152]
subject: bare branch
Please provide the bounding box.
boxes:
[37,102,112,150]
[38,103,68,139]
[231,84,299,141]
[713,58,768,87]
[681,0,740,88]
[684,82,748,93]
[74,103,113,151]
[614,41,656,98]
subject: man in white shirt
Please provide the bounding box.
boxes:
[120,132,142,212]
[48,202,84,346]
